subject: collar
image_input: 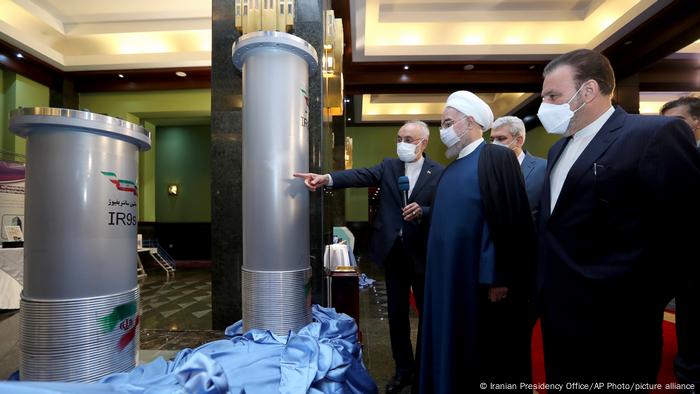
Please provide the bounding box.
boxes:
[457,137,485,159]
[572,106,614,141]
[405,155,425,169]
[517,150,525,165]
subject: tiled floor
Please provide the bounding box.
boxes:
[139,269,213,331]
[0,263,410,391]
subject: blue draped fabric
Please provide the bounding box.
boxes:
[0,305,377,394]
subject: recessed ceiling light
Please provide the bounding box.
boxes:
[118,74,124,78]
[175,71,187,77]
[347,117,352,121]
[463,64,475,71]
[16,53,23,59]
[403,65,409,70]
[344,98,350,103]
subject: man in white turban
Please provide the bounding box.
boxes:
[418,91,536,393]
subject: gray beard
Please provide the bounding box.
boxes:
[445,142,465,159]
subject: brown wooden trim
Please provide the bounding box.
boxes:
[69,67,211,92]
[639,59,700,91]
[332,0,700,96]
[0,40,63,89]
[1,38,211,93]
[602,0,700,81]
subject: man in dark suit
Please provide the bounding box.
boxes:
[294,120,444,393]
[661,96,700,393]
[490,115,547,218]
[662,96,700,151]
[536,49,700,389]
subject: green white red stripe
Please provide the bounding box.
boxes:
[101,171,138,196]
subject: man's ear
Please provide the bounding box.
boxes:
[692,117,700,131]
[584,79,599,101]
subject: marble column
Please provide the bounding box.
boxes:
[614,74,640,114]
[211,0,327,329]
[295,0,327,306]
[329,115,346,226]
[211,0,242,329]
[49,77,78,110]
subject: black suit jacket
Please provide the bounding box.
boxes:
[521,152,547,218]
[479,144,537,290]
[539,108,700,294]
[331,156,444,271]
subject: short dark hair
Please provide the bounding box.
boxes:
[660,96,700,119]
[543,49,616,95]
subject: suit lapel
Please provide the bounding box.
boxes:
[521,154,535,181]
[551,108,625,217]
[542,136,572,224]
[391,158,405,206]
[408,158,433,201]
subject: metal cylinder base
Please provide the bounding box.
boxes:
[242,267,312,335]
[20,287,139,382]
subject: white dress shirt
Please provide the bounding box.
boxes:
[549,106,614,213]
[457,137,485,160]
[517,150,525,165]
[405,156,424,198]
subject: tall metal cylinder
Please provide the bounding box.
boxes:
[232,31,318,335]
[9,108,151,382]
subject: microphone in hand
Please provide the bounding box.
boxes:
[397,176,409,208]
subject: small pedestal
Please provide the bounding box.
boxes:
[329,267,360,339]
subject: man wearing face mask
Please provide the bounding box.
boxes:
[661,96,700,151]
[490,116,547,220]
[536,49,700,390]
[661,96,700,393]
[418,91,536,393]
[294,120,444,393]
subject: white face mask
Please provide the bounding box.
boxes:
[396,140,421,162]
[439,117,468,148]
[492,138,516,148]
[439,126,461,148]
[537,84,587,135]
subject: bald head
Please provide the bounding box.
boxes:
[397,120,429,162]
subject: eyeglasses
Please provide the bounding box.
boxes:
[440,116,468,130]
[396,137,423,144]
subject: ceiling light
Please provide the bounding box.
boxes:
[175,71,187,77]
[463,65,475,71]
[118,74,124,78]
[16,53,23,59]
[347,118,352,121]
[529,65,535,70]
[403,65,409,70]
[344,99,350,103]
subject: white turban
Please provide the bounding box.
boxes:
[445,91,494,131]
